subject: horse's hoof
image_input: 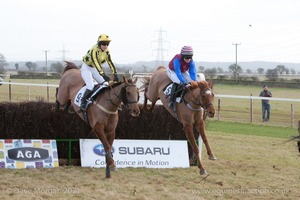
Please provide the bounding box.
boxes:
[209,154,217,160]
[200,169,208,175]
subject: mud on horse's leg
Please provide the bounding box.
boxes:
[184,124,207,175]
[198,119,217,160]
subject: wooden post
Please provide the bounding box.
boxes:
[291,104,294,128]
[28,86,30,101]
[250,94,253,123]
[9,80,11,101]
[47,82,49,102]
[218,99,221,120]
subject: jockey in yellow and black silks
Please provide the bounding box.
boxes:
[80,34,119,112]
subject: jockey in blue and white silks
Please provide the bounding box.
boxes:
[167,46,198,109]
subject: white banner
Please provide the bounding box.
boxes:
[0,139,59,169]
[80,139,189,168]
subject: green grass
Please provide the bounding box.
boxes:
[206,120,297,139]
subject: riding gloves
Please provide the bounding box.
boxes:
[114,73,119,82]
[102,74,110,82]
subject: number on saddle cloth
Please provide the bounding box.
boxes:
[163,83,173,96]
[163,83,184,103]
[74,83,109,107]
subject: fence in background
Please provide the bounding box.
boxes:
[1,81,300,128]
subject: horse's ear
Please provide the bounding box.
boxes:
[123,76,128,84]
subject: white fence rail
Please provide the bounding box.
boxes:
[1,81,300,128]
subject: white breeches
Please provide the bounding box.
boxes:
[81,63,105,90]
[167,68,193,84]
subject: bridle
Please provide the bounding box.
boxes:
[183,87,213,111]
[94,82,139,115]
[110,83,139,107]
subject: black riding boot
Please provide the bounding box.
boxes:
[80,89,93,112]
[168,83,179,109]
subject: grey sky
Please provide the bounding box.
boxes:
[1,0,300,64]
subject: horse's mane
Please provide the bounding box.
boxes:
[197,80,214,94]
[110,78,135,88]
[62,61,79,75]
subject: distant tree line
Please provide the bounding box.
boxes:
[199,63,297,82]
[0,52,299,82]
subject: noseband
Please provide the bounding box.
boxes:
[183,88,213,110]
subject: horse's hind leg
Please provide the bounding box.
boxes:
[55,87,60,112]
[197,119,216,160]
[143,92,156,113]
[184,124,207,175]
[55,100,60,112]
[143,91,149,110]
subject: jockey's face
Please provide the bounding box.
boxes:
[100,42,109,51]
[183,57,192,63]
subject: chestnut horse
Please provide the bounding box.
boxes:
[141,66,216,175]
[56,61,140,178]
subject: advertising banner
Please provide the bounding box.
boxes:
[0,139,59,168]
[80,139,189,168]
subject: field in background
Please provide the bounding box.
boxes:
[213,84,300,127]
[1,78,300,128]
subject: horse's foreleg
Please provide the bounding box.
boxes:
[106,130,117,171]
[184,124,207,175]
[198,119,217,160]
[93,123,113,178]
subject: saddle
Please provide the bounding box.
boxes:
[74,82,109,108]
[163,83,187,111]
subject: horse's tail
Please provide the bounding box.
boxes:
[62,61,79,75]
[156,65,166,71]
[139,76,151,92]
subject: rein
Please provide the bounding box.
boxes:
[111,84,139,105]
[94,82,139,115]
[183,87,213,111]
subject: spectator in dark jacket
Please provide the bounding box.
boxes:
[259,85,272,122]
